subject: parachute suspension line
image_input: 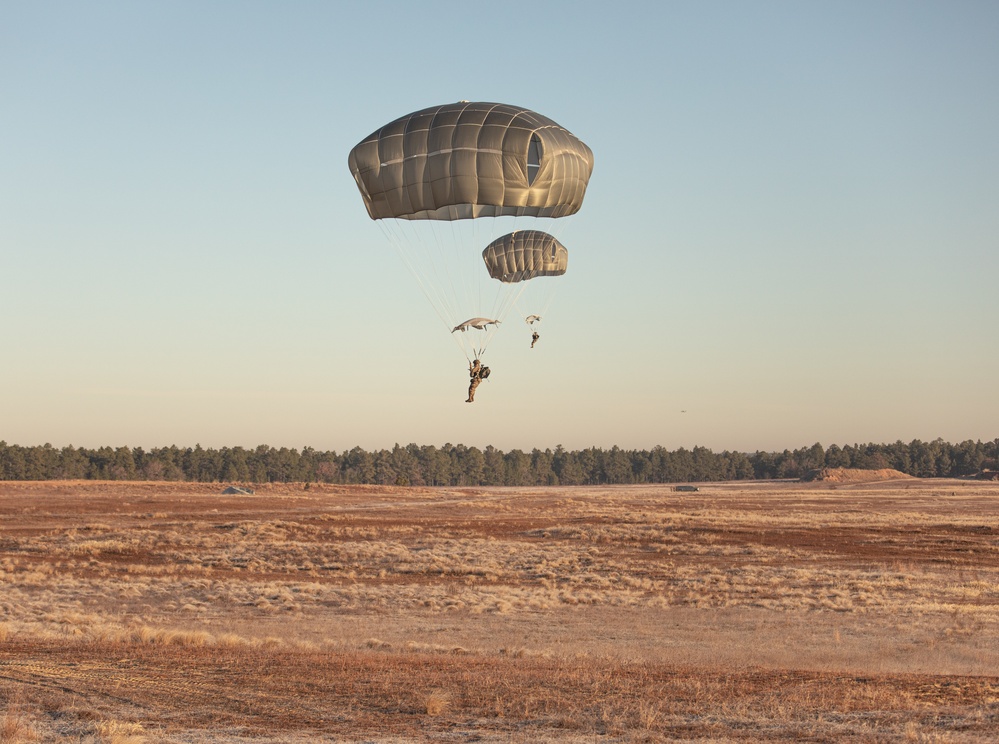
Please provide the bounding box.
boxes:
[381,213,507,362]
[515,215,575,331]
[513,277,561,331]
[413,214,454,323]
[442,209,486,361]
[428,218,482,361]
[446,208,473,330]
[378,216,567,361]
[374,213,567,363]
[437,212,528,361]
[377,220,461,354]
[431,218,462,323]
[411,219,468,336]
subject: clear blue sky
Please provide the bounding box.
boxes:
[3,1,997,454]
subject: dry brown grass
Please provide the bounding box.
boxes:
[1,478,998,741]
[93,720,147,743]
[0,692,39,743]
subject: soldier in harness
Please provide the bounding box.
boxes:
[531,331,540,348]
[465,359,491,403]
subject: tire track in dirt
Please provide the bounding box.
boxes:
[0,656,298,729]
[0,650,349,733]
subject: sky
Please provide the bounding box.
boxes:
[2,0,997,454]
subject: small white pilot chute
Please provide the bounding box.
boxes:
[450,317,501,359]
[452,317,501,333]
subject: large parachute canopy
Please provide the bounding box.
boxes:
[348,102,593,222]
[348,102,592,361]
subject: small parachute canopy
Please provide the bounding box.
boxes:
[525,314,542,325]
[348,102,594,221]
[482,231,568,283]
[452,317,501,333]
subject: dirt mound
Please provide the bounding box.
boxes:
[802,467,914,483]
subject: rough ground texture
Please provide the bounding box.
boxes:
[801,467,914,482]
[1,478,997,742]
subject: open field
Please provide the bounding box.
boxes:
[1,478,997,742]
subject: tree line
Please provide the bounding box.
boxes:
[0,438,996,486]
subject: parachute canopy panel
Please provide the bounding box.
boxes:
[482,231,568,283]
[348,102,594,221]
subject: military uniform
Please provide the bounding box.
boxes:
[466,376,481,402]
[466,360,489,402]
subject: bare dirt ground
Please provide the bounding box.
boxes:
[1,478,997,742]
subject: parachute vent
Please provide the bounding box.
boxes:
[527,134,542,186]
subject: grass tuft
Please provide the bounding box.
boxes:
[94,720,146,743]
[424,690,450,716]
